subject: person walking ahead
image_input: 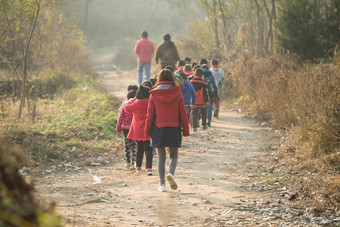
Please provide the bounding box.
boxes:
[155,34,180,70]
[134,31,154,84]
[190,68,210,132]
[145,69,189,192]
[125,85,153,175]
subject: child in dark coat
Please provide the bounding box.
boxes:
[190,68,210,132]
[202,64,218,127]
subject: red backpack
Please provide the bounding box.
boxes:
[195,87,205,105]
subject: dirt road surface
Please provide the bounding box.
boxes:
[33,71,307,226]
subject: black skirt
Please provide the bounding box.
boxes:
[150,115,182,148]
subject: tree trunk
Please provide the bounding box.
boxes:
[212,0,220,49]
[254,0,264,57]
[263,0,274,54]
[84,0,90,33]
[218,0,228,45]
[18,0,41,119]
[1,0,19,102]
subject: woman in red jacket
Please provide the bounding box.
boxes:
[145,69,189,192]
[125,85,153,175]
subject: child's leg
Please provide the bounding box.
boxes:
[191,107,199,128]
[200,106,207,127]
[214,89,221,117]
[157,147,166,185]
[136,141,145,168]
[206,102,213,123]
[144,140,153,169]
[123,130,130,163]
[130,140,137,166]
[169,147,178,176]
[185,104,191,123]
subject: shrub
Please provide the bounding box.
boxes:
[0,77,120,161]
[231,55,339,153]
[0,141,62,226]
[229,54,340,213]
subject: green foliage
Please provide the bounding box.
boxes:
[275,0,340,61]
[0,76,119,161]
[0,0,93,76]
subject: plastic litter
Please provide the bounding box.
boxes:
[93,175,102,184]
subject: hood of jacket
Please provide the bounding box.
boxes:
[203,69,212,77]
[150,84,182,104]
[160,40,175,48]
[181,81,191,93]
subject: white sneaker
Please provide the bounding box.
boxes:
[167,173,178,190]
[157,184,166,192]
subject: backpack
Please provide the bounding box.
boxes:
[204,76,216,99]
[195,87,205,105]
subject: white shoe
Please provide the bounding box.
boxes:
[167,173,178,190]
[157,184,166,192]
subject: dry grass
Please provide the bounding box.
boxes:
[227,54,340,214]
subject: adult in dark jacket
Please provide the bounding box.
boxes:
[155,34,180,69]
[145,69,189,192]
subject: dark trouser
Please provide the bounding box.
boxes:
[123,130,136,164]
[136,140,153,169]
[157,147,178,185]
[206,101,213,122]
[191,105,207,128]
[213,89,221,117]
[185,104,191,123]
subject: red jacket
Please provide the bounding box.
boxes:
[145,82,189,137]
[124,98,150,141]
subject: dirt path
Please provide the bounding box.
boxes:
[33,71,308,226]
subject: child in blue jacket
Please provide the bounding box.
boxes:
[179,72,196,122]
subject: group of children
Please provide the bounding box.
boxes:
[174,57,224,131]
[115,58,224,192]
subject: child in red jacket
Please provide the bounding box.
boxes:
[145,69,189,192]
[125,85,153,175]
[116,89,137,167]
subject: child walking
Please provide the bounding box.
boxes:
[190,68,210,132]
[116,89,137,167]
[125,85,153,175]
[210,59,225,118]
[179,72,196,122]
[145,69,189,192]
[202,64,218,127]
[118,85,138,115]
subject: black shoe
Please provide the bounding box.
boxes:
[207,122,211,127]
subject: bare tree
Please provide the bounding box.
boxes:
[18,0,41,119]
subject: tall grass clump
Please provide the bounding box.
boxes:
[0,76,120,162]
[229,54,340,212]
